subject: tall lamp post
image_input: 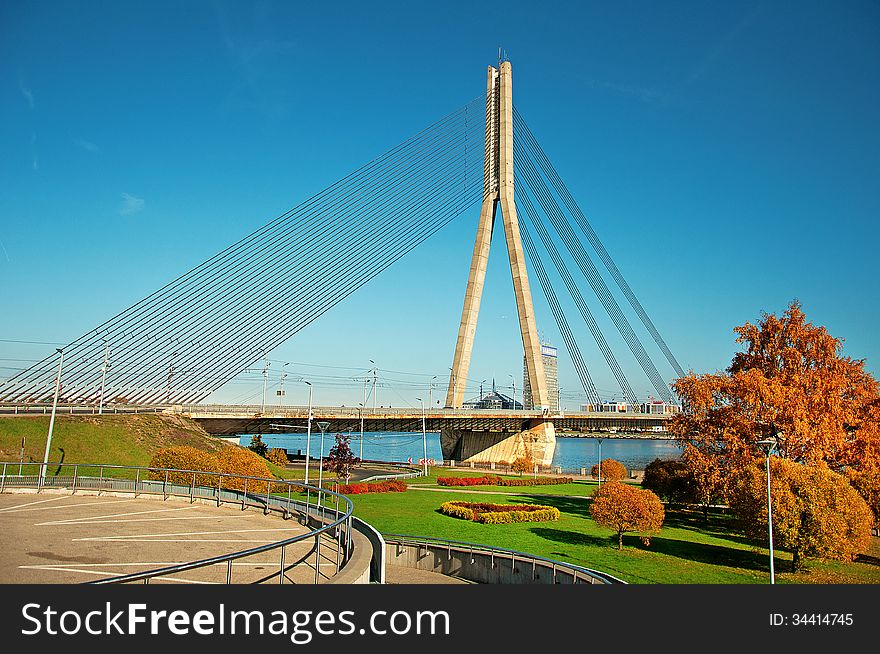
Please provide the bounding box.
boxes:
[40,348,64,486]
[98,341,110,415]
[416,397,428,476]
[428,375,437,409]
[316,421,330,489]
[357,402,365,461]
[304,381,313,485]
[757,427,783,585]
[596,437,603,490]
[508,374,517,410]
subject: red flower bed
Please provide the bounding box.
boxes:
[337,479,408,495]
[436,475,501,487]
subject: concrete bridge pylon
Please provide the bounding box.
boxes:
[444,59,555,467]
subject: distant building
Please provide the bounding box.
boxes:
[462,381,521,410]
[523,344,558,411]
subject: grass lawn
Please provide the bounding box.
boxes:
[0,415,297,480]
[350,484,880,585]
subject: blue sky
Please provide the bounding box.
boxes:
[1,1,878,408]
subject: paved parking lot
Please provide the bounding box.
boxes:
[0,491,341,584]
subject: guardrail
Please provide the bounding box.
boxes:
[0,461,355,585]
[383,533,625,585]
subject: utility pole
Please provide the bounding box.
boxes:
[40,348,64,486]
[369,359,377,411]
[508,373,516,410]
[304,381,312,485]
[358,402,365,461]
[261,356,270,413]
[416,398,428,476]
[98,342,110,414]
[428,375,437,409]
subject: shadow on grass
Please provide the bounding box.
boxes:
[630,535,772,571]
[530,527,613,548]
[854,553,880,567]
[531,526,773,572]
[514,494,592,518]
[661,509,755,547]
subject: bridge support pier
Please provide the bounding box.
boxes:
[440,420,556,468]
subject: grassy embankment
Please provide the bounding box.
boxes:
[0,415,297,479]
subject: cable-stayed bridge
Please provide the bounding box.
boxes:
[1,59,683,466]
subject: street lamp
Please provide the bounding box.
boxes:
[316,421,330,489]
[279,363,289,407]
[261,357,270,413]
[304,381,313,485]
[757,427,783,585]
[98,341,110,415]
[428,375,437,409]
[448,367,457,409]
[40,348,64,486]
[416,397,428,476]
[369,360,377,411]
[508,374,516,410]
[596,437,603,490]
[357,402,365,461]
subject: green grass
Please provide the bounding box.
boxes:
[351,485,880,585]
[0,415,297,480]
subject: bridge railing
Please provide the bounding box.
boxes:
[0,461,356,585]
[0,403,165,415]
[383,533,625,584]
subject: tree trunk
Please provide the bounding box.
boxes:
[792,549,801,572]
[618,532,624,550]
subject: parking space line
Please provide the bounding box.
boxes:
[0,495,72,513]
[0,497,141,514]
[36,505,202,526]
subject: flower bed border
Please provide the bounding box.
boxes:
[439,500,561,524]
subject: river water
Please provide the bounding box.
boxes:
[242,432,683,473]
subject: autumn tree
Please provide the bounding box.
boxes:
[247,435,268,458]
[266,448,289,467]
[642,458,695,504]
[729,457,872,571]
[511,453,534,476]
[325,433,360,484]
[671,301,880,474]
[847,469,880,530]
[591,458,627,482]
[590,482,665,550]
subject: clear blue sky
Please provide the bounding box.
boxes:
[1,1,878,408]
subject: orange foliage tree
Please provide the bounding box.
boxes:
[671,301,880,474]
[847,469,880,530]
[266,448,289,467]
[590,482,665,549]
[511,453,534,476]
[591,458,627,482]
[729,458,872,570]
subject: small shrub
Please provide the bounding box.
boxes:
[439,501,560,524]
[511,454,534,476]
[437,475,501,487]
[496,476,573,487]
[590,481,665,549]
[248,435,268,458]
[337,479,407,495]
[591,458,627,482]
[266,448,289,467]
[148,445,275,492]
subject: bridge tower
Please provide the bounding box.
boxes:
[442,59,556,467]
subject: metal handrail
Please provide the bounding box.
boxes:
[383,533,626,584]
[0,461,354,585]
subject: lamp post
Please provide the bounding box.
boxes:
[428,375,437,409]
[261,357,270,413]
[304,381,313,485]
[40,348,64,486]
[416,397,428,476]
[369,360,377,411]
[596,437,603,489]
[357,402,365,461]
[508,374,516,410]
[98,341,110,415]
[316,421,330,489]
[757,428,783,585]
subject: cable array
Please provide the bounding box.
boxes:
[513,107,677,404]
[514,107,684,379]
[0,97,486,404]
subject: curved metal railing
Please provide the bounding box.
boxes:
[0,461,354,585]
[384,533,626,584]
